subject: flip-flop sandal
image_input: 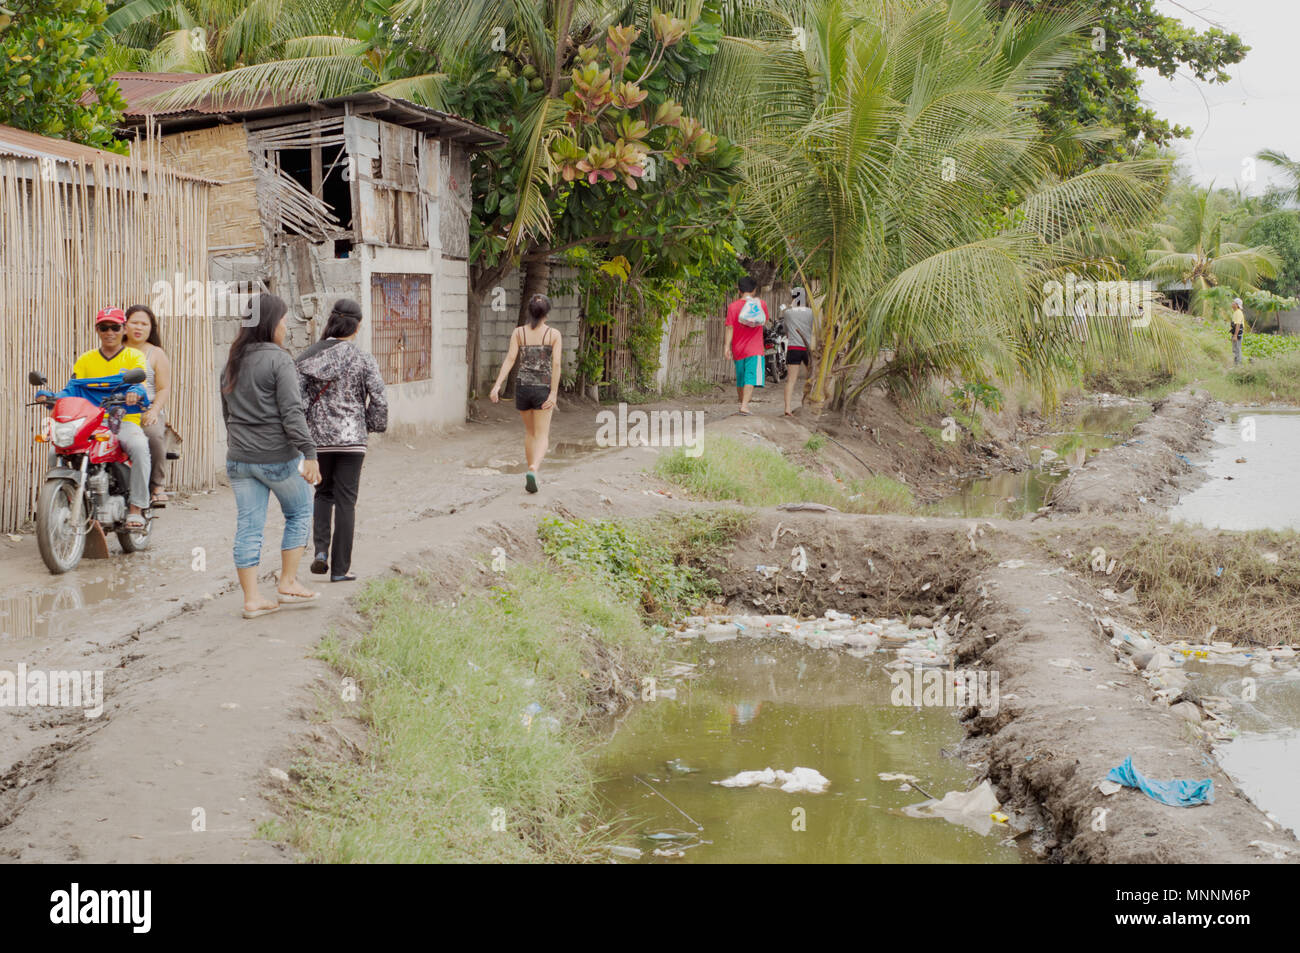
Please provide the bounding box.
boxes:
[125,516,146,531]
[330,573,357,582]
[310,553,328,574]
[525,471,538,494]
[242,604,281,619]
[277,591,321,606]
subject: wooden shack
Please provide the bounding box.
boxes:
[113,74,506,433]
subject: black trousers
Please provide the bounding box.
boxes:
[313,452,365,575]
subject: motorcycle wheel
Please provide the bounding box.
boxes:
[36,480,86,574]
[768,350,788,383]
[117,515,153,553]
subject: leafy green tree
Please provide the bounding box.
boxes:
[103,0,366,73]
[0,0,127,151]
[1245,288,1298,334]
[1012,0,1247,173]
[146,0,744,394]
[1245,211,1300,299]
[1146,186,1280,317]
[696,0,1183,411]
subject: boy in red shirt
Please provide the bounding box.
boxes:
[724,276,769,415]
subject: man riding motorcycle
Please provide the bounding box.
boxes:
[38,307,152,530]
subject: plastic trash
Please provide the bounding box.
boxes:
[608,845,642,859]
[903,780,1002,835]
[1105,756,1213,807]
[791,546,808,574]
[714,767,830,794]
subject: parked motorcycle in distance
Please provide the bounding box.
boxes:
[764,312,789,384]
[28,368,154,574]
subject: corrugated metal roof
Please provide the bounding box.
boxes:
[107,71,292,117]
[0,123,216,184]
[105,72,505,148]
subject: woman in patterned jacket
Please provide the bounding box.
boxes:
[296,299,388,582]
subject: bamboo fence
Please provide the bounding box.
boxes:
[0,130,217,532]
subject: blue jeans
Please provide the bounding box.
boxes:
[226,457,313,570]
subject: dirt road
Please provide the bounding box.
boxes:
[0,393,723,861]
[1,386,1293,863]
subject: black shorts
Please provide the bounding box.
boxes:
[787,347,809,365]
[515,384,551,411]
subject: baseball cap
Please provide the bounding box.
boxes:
[1232,297,1243,308]
[95,307,126,326]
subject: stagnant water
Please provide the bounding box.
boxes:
[1170,409,1300,835]
[925,403,1150,519]
[1182,658,1300,837]
[1170,409,1300,531]
[595,638,1025,863]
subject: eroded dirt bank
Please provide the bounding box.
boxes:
[1049,390,1222,515]
[711,510,1298,863]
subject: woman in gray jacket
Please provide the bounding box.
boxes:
[296,299,388,582]
[221,294,320,618]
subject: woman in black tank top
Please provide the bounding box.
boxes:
[489,294,563,494]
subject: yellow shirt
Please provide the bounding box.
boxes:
[71,346,147,426]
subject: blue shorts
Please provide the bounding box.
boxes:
[734,355,764,388]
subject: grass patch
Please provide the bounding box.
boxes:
[1061,524,1300,645]
[279,511,744,863]
[538,510,746,621]
[656,435,914,513]
[1087,317,1300,404]
[803,433,827,452]
[284,567,664,863]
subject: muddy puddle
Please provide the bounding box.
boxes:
[595,636,1026,864]
[0,559,160,643]
[927,403,1149,519]
[1170,409,1300,531]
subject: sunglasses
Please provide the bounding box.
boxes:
[96,323,123,332]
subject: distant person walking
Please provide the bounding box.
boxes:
[296,299,388,582]
[781,287,815,416]
[124,304,172,507]
[725,276,769,415]
[221,294,320,618]
[490,293,562,494]
[1230,297,1246,365]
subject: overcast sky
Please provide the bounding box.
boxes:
[1138,0,1297,194]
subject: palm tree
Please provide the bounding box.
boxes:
[693,0,1185,410]
[1145,186,1280,319]
[105,0,367,74]
[1257,148,1300,205]
[140,0,736,393]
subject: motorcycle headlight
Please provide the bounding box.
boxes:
[52,418,88,448]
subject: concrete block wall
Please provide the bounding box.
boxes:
[437,256,470,421]
[478,264,581,386]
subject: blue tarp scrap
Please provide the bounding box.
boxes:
[1106,756,1214,807]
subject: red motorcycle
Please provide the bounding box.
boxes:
[29,369,154,574]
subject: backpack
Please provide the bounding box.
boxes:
[737,298,766,328]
